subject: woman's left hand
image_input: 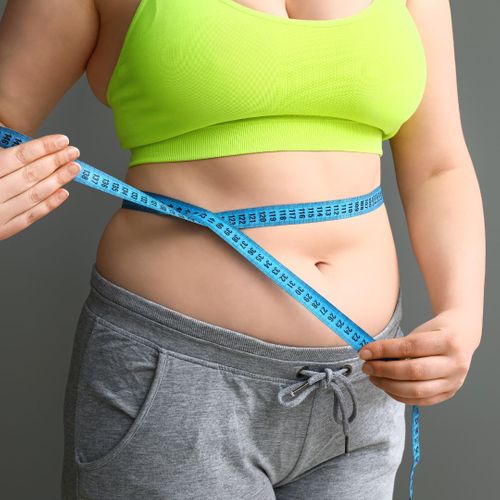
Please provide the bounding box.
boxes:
[358,310,480,406]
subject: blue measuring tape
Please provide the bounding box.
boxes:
[0,126,420,498]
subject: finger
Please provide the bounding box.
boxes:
[0,145,80,203]
[368,375,452,400]
[0,188,70,241]
[1,160,80,223]
[0,133,70,178]
[386,389,455,407]
[359,329,449,360]
[362,355,450,381]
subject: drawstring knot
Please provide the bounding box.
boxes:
[277,365,357,454]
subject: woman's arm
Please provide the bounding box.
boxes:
[391,0,485,349]
[0,0,98,133]
[0,0,99,240]
[397,163,485,351]
[358,0,485,406]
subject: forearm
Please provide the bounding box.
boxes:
[399,165,485,349]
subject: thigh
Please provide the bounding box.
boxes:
[273,441,403,500]
[61,301,286,500]
[62,302,171,499]
[273,396,406,500]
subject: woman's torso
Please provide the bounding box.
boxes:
[85,0,401,347]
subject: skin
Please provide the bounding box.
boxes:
[0,0,485,409]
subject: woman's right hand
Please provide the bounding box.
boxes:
[0,132,81,240]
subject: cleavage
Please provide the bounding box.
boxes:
[230,0,375,21]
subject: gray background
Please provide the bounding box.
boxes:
[0,1,498,499]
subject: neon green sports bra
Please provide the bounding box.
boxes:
[106,0,427,167]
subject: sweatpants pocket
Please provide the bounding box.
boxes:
[73,315,168,471]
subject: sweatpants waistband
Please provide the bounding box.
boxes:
[86,263,403,382]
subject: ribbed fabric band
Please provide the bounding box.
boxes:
[129,115,383,167]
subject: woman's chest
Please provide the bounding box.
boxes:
[87,0,388,105]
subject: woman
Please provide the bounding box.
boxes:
[0,0,485,499]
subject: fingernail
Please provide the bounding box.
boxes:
[56,135,69,147]
[69,162,80,174]
[360,349,372,360]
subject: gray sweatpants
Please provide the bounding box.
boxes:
[61,264,406,499]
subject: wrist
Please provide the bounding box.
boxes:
[434,307,483,353]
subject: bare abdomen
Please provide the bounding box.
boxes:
[94,193,400,347]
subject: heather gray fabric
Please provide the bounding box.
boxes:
[61,263,406,500]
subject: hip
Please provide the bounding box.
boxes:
[62,264,405,496]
